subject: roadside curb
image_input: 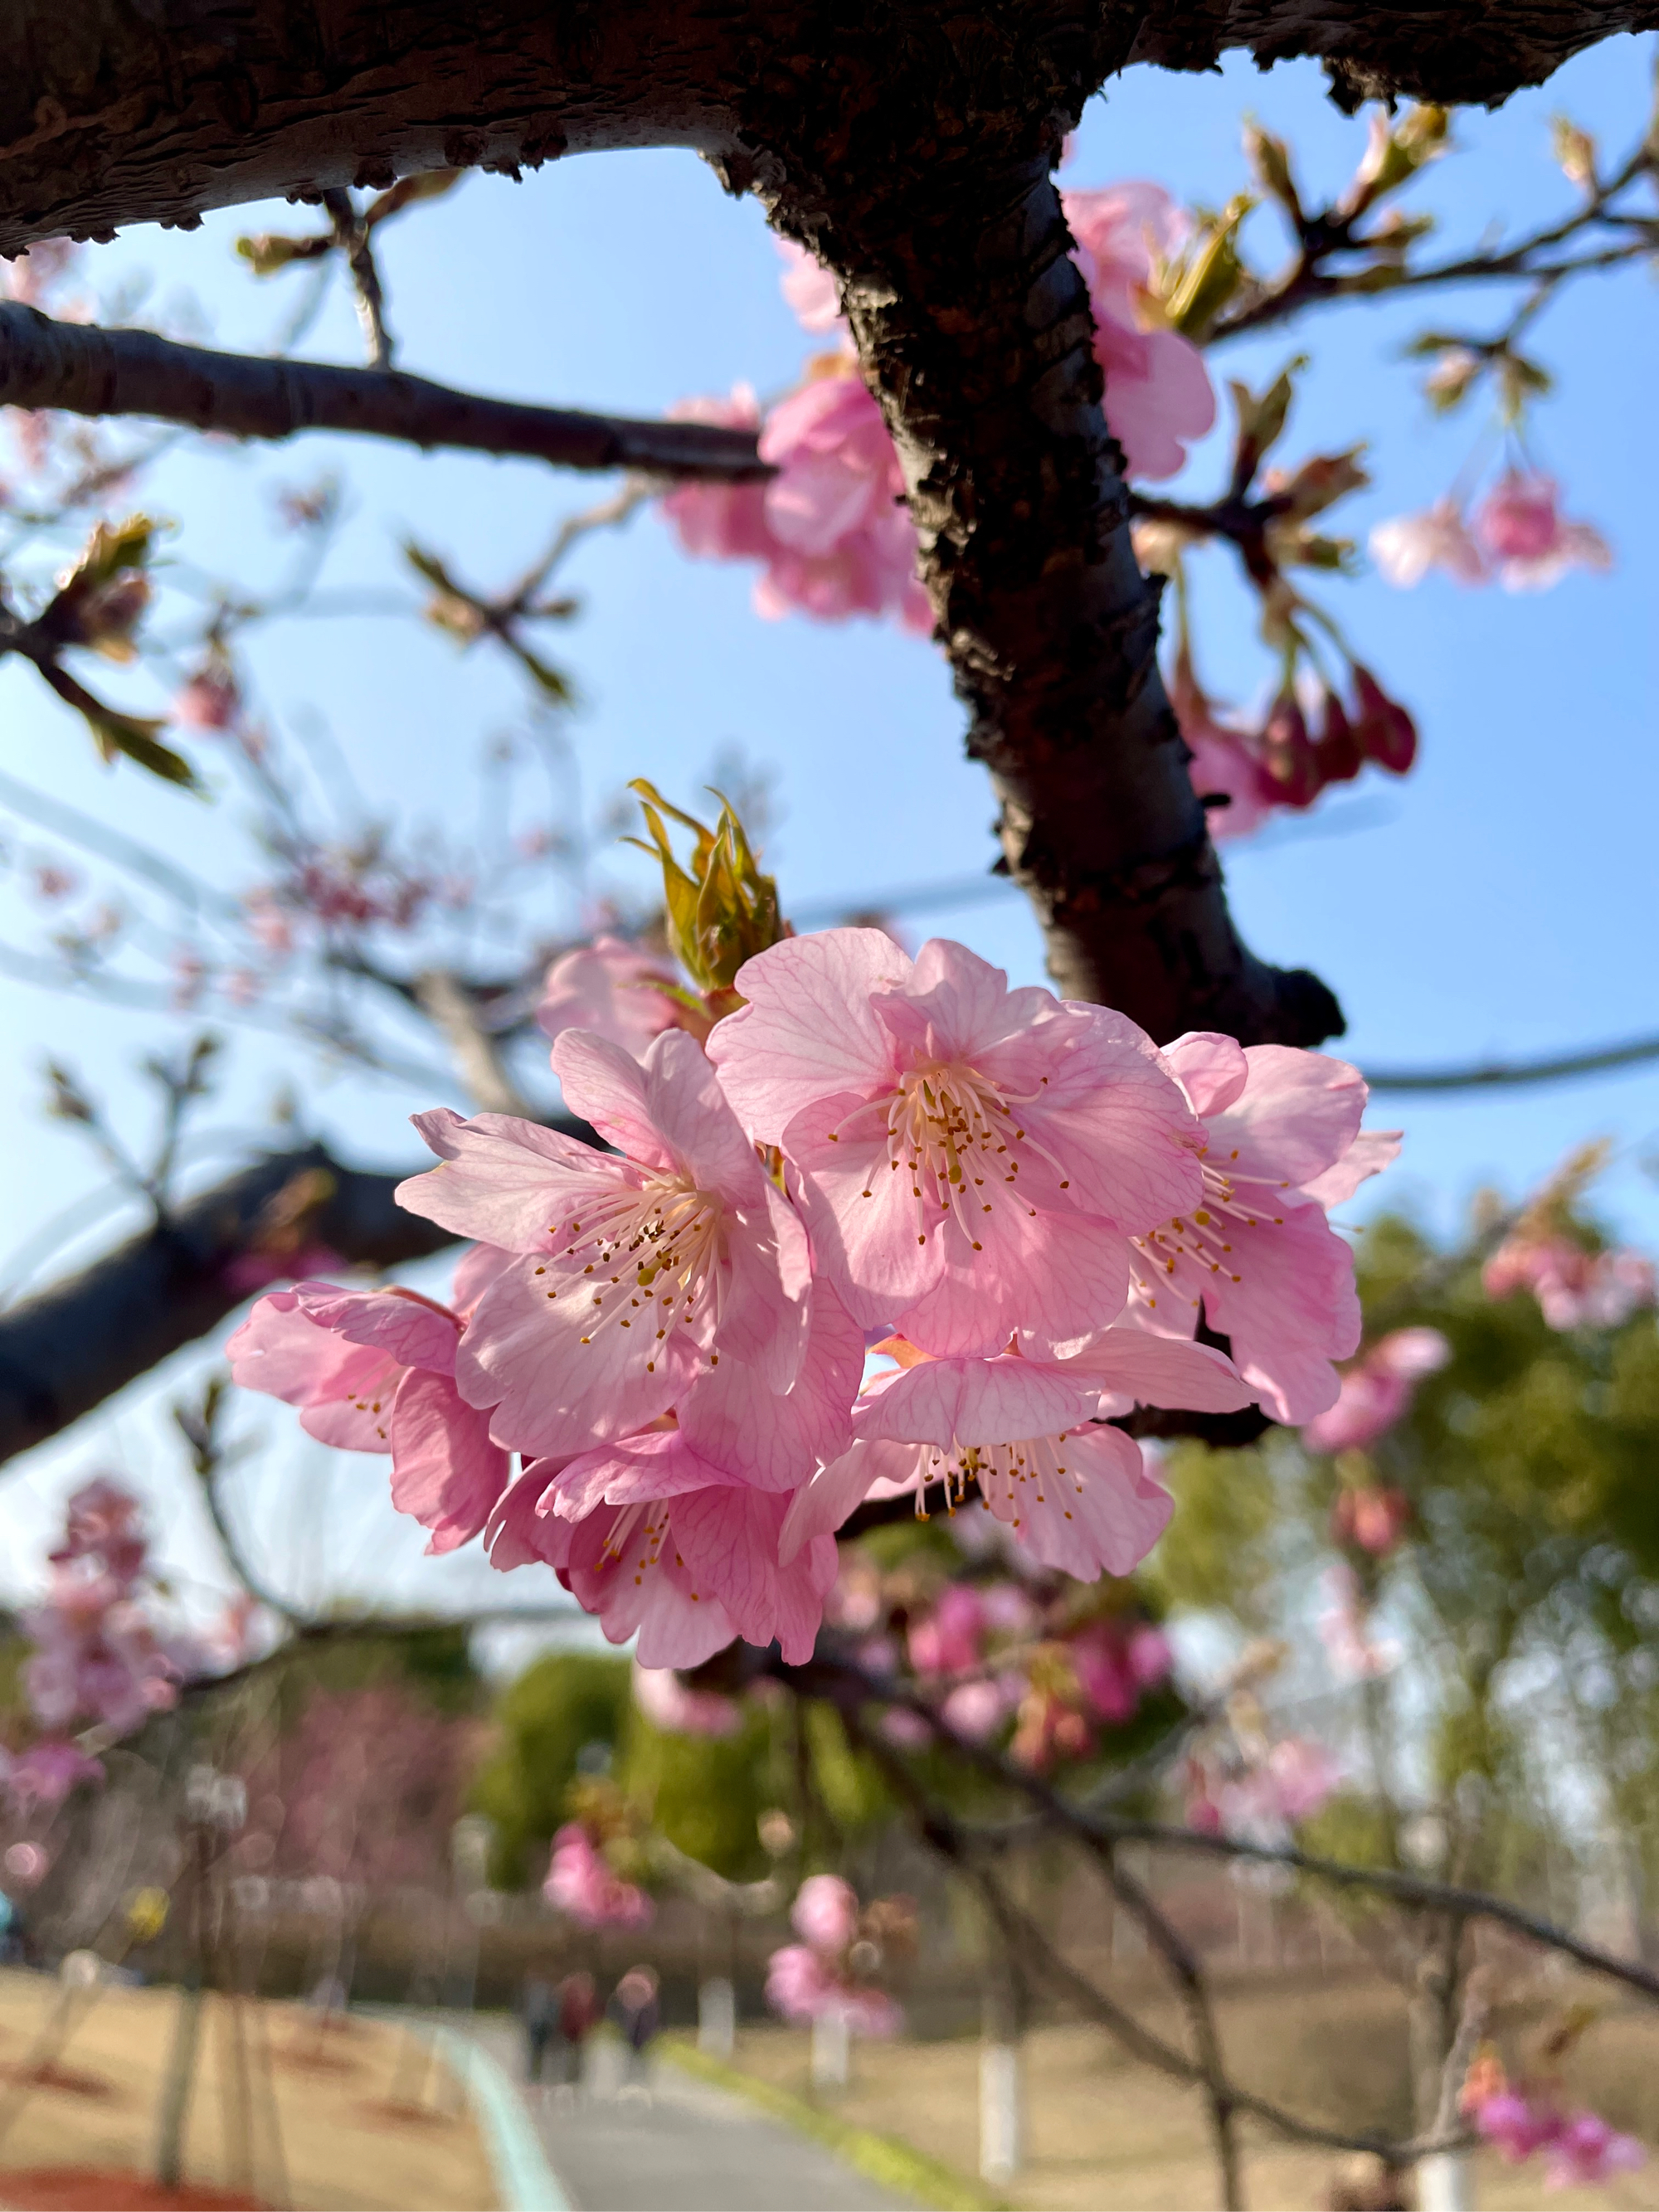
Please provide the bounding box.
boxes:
[660,2037,1009,2212]
[432,2025,572,2212]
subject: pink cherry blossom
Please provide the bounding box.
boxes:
[709,930,1205,1359]
[1483,1231,1656,1331]
[776,241,845,335]
[940,1678,1018,1740]
[1070,1619,1173,1723]
[757,371,932,632]
[765,1946,902,2035]
[1301,1326,1450,1455]
[1127,1033,1400,1424]
[792,1872,860,1952]
[1467,2087,1644,2185]
[908,1586,988,1678]
[1370,498,1487,587]
[1170,655,1280,843]
[395,1028,811,1461]
[1542,2111,1646,2187]
[7,1740,105,1807]
[495,1434,840,1667]
[225,1281,509,1553]
[1472,471,1612,591]
[544,1822,654,1929]
[781,1325,1249,1578]
[1209,1736,1341,1838]
[659,387,776,562]
[1331,1484,1412,1556]
[537,936,693,1058]
[632,1661,742,1738]
[1062,183,1216,480]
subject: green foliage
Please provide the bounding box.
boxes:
[1142,1439,1280,1622]
[470,1650,631,1887]
[618,1699,781,1882]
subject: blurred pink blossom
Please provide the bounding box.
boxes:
[1370,498,1487,587]
[907,1586,987,1679]
[1063,183,1216,480]
[1468,2084,1644,2186]
[174,660,241,732]
[659,387,776,562]
[1330,1485,1412,1557]
[1301,1327,1450,1455]
[537,936,692,1060]
[1484,1232,1656,1331]
[1473,472,1612,591]
[776,241,846,335]
[631,1661,742,1738]
[7,1741,105,1806]
[757,371,931,631]
[792,1873,860,1952]
[544,1822,654,1929]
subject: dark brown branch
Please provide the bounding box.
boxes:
[0,305,768,483]
[0,1122,595,1471]
[2,0,1652,274]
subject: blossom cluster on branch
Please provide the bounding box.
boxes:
[7,1478,196,1811]
[230,791,1399,1672]
[766,1871,911,2034]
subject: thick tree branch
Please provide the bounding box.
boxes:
[0,1127,597,1471]
[0,305,767,481]
[2,0,1652,272]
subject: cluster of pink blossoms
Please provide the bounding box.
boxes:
[1174,649,1419,846]
[11,1480,192,1806]
[543,1821,654,1930]
[766,1873,908,2035]
[231,907,1399,1673]
[1185,1733,1342,1841]
[1371,470,1611,594]
[662,181,1214,631]
[1301,1325,1449,1456]
[1483,1229,1655,1332]
[1462,2059,1643,2189]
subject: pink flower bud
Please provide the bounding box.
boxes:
[1261,691,1321,808]
[1351,667,1418,775]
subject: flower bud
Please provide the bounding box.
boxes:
[1352,666,1418,775]
[1261,690,1321,808]
[1312,689,1362,785]
[626,780,784,995]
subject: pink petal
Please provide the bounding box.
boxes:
[484,1466,568,1571]
[1297,1127,1402,1211]
[458,1252,703,1458]
[552,1028,679,1170]
[1205,1048,1368,1190]
[779,1437,922,1561]
[398,1107,631,1250]
[544,1427,736,1521]
[974,1005,1204,1232]
[387,1366,512,1553]
[1161,1033,1250,1119]
[708,928,912,1141]
[288,1281,460,1377]
[854,1354,1101,1447]
[680,1283,864,1490]
[999,1425,1171,1576]
[891,1195,1133,1359]
[1066,1328,1255,1416]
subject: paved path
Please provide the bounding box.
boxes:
[470,2020,915,2212]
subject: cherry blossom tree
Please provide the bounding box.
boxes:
[2,11,1659,2208]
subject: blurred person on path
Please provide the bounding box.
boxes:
[556,1968,601,2102]
[611,1966,661,2099]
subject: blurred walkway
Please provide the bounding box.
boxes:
[470,2020,916,2212]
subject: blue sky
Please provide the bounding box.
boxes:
[0,37,1653,1632]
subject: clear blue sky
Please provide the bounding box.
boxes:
[0,37,1653,1631]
